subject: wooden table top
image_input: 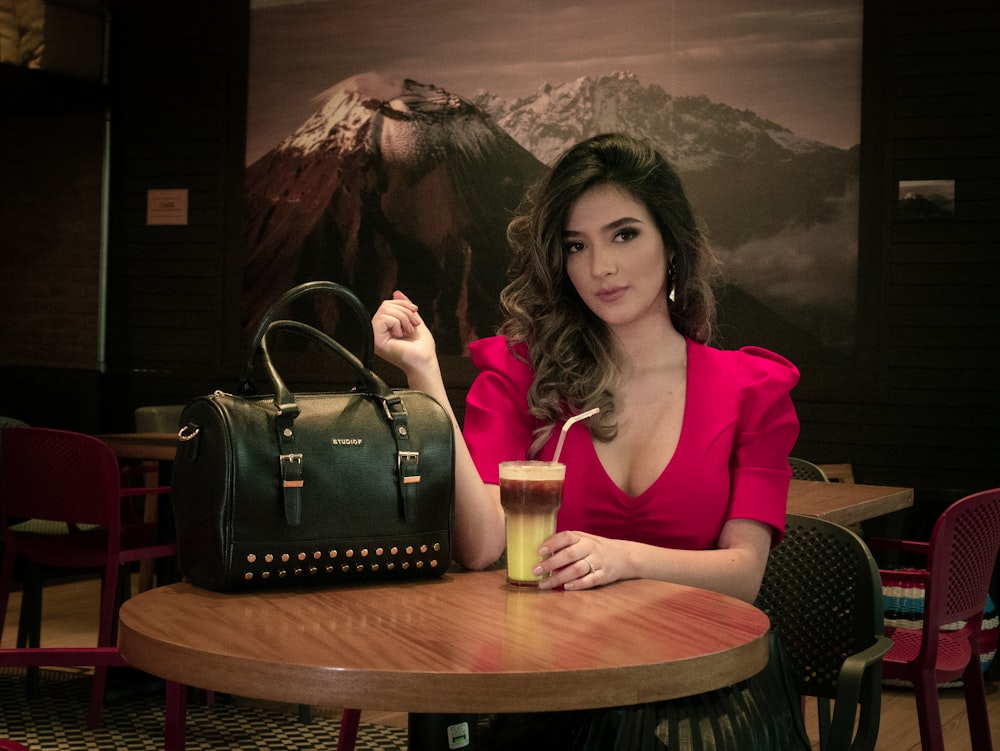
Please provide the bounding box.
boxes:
[118,569,770,714]
[786,478,914,526]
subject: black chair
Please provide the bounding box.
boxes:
[788,456,830,482]
[756,514,892,751]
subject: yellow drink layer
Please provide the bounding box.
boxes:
[505,511,559,583]
[499,461,565,586]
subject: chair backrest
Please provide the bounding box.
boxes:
[924,488,1000,633]
[0,427,124,530]
[757,513,885,700]
[788,456,829,482]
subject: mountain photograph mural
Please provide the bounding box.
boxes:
[245,0,863,367]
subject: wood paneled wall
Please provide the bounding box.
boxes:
[794,0,1000,512]
[99,0,248,427]
[1,0,997,516]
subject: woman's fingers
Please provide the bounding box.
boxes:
[533,531,607,590]
[374,294,422,339]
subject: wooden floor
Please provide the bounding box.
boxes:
[2,575,998,750]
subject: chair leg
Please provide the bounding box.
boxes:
[15,562,42,648]
[88,662,110,729]
[962,660,994,751]
[165,680,187,751]
[0,553,41,694]
[15,562,42,695]
[912,670,946,751]
[817,697,832,749]
[88,560,124,729]
[853,667,885,751]
[338,708,361,751]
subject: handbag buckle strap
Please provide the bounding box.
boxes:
[280,453,304,526]
[382,396,410,440]
[383,395,418,518]
[398,451,421,484]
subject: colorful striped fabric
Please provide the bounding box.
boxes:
[882,570,997,687]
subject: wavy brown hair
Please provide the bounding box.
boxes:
[500,133,719,455]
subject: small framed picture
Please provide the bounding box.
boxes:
[896,179,955,219]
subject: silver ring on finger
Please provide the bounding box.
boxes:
[584,557,597,575]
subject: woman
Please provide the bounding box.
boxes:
[373,133,807,750]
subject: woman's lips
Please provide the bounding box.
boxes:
[595,286,627,303]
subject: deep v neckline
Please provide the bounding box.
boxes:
[587,340,692,501]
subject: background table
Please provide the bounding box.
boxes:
[96,432,177,462]
[119,569,769,715]
[97,432,179,591]
[786,478,913,526]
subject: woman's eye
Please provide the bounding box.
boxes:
[614,227,638,242]
[564,241,585,254]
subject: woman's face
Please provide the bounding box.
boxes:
[562,183,670,329]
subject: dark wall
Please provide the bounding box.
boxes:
[99,0,249,430]
[794,0,1000,517]
[1,1,998,519]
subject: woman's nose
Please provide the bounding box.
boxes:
[591,244,617,276]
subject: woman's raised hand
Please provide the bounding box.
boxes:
[372,291,438,376]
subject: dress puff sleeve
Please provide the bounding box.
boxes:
[463,336,538,484]
[729,347,801,543]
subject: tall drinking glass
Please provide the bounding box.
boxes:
[499,460,565,587]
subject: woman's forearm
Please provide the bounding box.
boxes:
[622,542,765,603]
[621,519,771,602]
[404,362,506,570]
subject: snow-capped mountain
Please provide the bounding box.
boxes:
[475,70,857,250]
[243,73,544,353]
[474,70,834,171]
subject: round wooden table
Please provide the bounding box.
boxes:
[119,569,769,716]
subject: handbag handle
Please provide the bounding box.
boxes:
[238,281,375,395]
[260,319,420,526]
[261,319,393,412]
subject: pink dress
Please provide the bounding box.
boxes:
[464,335,801,546]
[463,336,810,750]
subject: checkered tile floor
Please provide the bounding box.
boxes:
[0,668,407,750]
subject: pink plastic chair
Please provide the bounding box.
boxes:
[0,427,176,729]
[868,487,1000,751]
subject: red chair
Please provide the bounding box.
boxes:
[868,487,1000,751]
[0,427,176,729]
[338,708,361,751]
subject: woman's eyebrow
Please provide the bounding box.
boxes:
[605,216,644,230]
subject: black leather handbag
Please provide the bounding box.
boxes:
[170,282,455,591]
